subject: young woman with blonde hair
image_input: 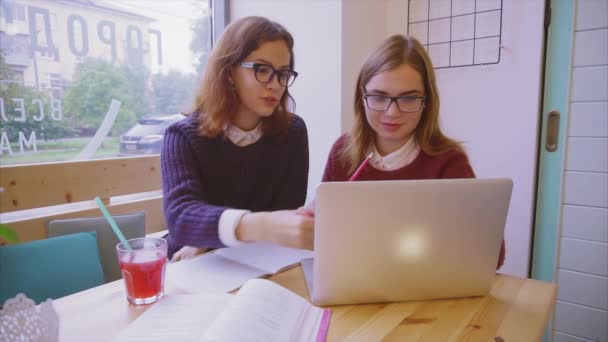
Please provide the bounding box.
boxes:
[162,16,312,261]
[319,34,505,268]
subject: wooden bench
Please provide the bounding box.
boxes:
[0,155,165,243]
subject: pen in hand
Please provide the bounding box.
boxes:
[348,152,373,181]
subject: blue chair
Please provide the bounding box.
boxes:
[0,232,105,304]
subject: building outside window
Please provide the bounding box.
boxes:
[47,73,61,88]
[0,0,216,165]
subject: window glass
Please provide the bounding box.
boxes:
[0,0,213,165]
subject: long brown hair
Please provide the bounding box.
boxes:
[341,35,463,173]
[191,16,295,137]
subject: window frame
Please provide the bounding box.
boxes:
[211,0,229,42]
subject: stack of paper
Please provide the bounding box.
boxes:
[167,242,313,293]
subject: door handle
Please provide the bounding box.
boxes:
[546,111,560,152]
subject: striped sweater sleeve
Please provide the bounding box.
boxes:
[161,125,227,249]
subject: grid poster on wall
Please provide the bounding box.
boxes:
[407,0,504,69]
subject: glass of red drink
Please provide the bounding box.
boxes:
[116,237,167,305]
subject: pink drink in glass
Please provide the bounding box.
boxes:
[116,237,167,305]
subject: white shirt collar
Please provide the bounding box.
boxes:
[369,136,420,171]
[223,122,263,147]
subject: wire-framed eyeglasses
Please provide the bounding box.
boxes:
[240,62,299,87]
[362,94,426,112]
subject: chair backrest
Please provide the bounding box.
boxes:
[0,232,105,304]
[47,212,146,282]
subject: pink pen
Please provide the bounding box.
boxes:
[349,152,373,181]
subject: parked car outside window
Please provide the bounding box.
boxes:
[119,114,185,156]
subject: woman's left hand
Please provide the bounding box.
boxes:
[295,199,315,217]
[171,246,209,263]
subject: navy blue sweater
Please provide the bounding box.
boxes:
[161,114,309,258]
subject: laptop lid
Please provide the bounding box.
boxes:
[311,178,513,305]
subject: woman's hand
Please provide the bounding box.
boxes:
[295,203,314,217]
[171,246,209,263]
[295,198,315,217]
[236,210,314,250]
[266,210,314,250]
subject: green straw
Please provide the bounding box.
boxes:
[95,197,132,250]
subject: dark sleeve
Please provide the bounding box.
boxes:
[321,148,335,182]
[269,115,309,210]
[321,136,345,182]
[497,239,505,270]
[439,150,476,179]
[161,125,227,249]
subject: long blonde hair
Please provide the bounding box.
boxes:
[191,16,295,138]
[341,35,463,173]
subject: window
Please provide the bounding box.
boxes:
[2,69,25,84]
[15,4,26,21]
[48,73,62,88]
[0,0,221,165]
[39,50,54,59]
[0,3,26,22]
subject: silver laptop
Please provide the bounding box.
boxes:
[303,178,513,305]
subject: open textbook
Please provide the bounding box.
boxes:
[167,242,313,293]
[112,279,331,342]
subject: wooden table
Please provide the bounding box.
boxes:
[54,266,557,341]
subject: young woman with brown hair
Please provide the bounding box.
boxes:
[317,34,505,269]
[162,17,313,261]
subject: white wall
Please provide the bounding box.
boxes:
[341,0,389,132]
[404,1,546,276]
[553,1,608,341]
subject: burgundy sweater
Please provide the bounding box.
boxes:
[161,114,309,258]
[322,134,505,269]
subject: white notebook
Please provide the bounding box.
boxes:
[167,242,313,293]
[112,279,331,342]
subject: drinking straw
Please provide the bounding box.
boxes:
[95,197,132,250]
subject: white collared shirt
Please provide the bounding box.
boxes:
[218,123,264,247]
[369,136,421,171]
[223,122,263,147]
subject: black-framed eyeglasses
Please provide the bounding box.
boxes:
[362,94,426,112]
[240,62,298,87]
